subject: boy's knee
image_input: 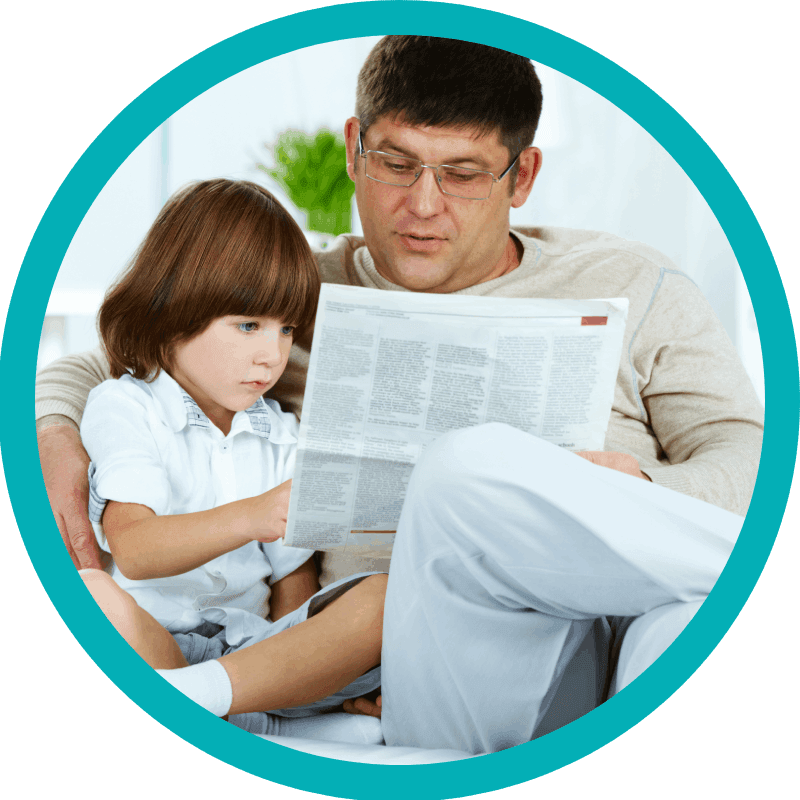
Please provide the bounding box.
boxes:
[81,568,139,629]
[358,574,388,608]
[354,574,388,627]
[361,572,388,596]
[80,567,117,596]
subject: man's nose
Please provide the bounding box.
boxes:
[406,165,446,218]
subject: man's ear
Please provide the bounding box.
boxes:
[511,147,543,209]
[344,117,360,182]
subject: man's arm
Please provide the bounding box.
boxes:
[36,347,112,569]
[36,347,112,430]
[38,424,109,570]
[625,271,764,515]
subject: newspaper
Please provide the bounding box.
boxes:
[284,284,628,557]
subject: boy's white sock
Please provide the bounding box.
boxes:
[156,659,233,717]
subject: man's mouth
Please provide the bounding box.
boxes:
[399,227,445,238]
[397,232,447,252]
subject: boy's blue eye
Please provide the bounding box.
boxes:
[281,325,295,336]
[238,322,258,333]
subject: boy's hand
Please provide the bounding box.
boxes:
[252,479,292,543]
[343,693,382,718]
[38,424,110,570]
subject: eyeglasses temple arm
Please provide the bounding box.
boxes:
[497,152,521,182]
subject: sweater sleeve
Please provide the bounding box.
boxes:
[35,347,112,430]
[633,271,764,516]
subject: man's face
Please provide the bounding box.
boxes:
[345,114,540,294]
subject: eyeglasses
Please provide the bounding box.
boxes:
[358,131,519,200]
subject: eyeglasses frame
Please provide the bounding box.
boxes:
[358,130,520,200]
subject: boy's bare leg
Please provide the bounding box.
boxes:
[221,574,386,716]
[80,569,189,669]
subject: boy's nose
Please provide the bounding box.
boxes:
[254,338,282,365]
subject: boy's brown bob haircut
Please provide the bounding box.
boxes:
[99,179,320,381]
[355,36,543,186]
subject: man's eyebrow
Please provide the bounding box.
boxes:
[371,136,418,158]
[442,154,493,169]
[371,136,493,169]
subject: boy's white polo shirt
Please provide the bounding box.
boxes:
[81,371,313,647]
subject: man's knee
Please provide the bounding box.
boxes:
[413,423,517,494]
[410,423,546,517]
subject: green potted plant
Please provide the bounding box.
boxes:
[260,129,354,244]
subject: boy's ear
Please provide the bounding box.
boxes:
[344,117,360,182]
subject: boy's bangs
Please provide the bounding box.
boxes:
[207,237,319,333]
[225,267,317,329]
[99,178,320,381]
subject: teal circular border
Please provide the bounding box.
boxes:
[3,2,797,797]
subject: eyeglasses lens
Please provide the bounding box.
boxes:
[365,152,493,199]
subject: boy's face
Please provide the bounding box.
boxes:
[345,114,541,294]
[170,316,294,430]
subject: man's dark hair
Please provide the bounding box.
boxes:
[356,36,543,165]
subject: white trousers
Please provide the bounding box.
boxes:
[381,423,742,754]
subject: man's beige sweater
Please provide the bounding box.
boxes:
[36,227,764,584]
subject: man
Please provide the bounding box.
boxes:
[36,37,762,753]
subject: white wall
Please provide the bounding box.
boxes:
[40,37,763,402]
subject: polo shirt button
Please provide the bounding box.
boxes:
[220,443,229,453]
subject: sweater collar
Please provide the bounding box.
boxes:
[353,230,541,295]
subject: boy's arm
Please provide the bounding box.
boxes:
[36,348,112,569]
[102,479,293,581]
[268,557,321,622]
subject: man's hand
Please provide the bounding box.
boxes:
[575,451,651,481]
[37,424,109,570]
[343,693,382,719]
[251,479,292,543]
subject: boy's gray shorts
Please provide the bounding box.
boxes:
[172,571,382,718]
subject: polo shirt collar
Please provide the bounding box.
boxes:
[147,371,296,444]
[251,398,298,444]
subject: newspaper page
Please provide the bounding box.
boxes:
[284,284,628,557]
